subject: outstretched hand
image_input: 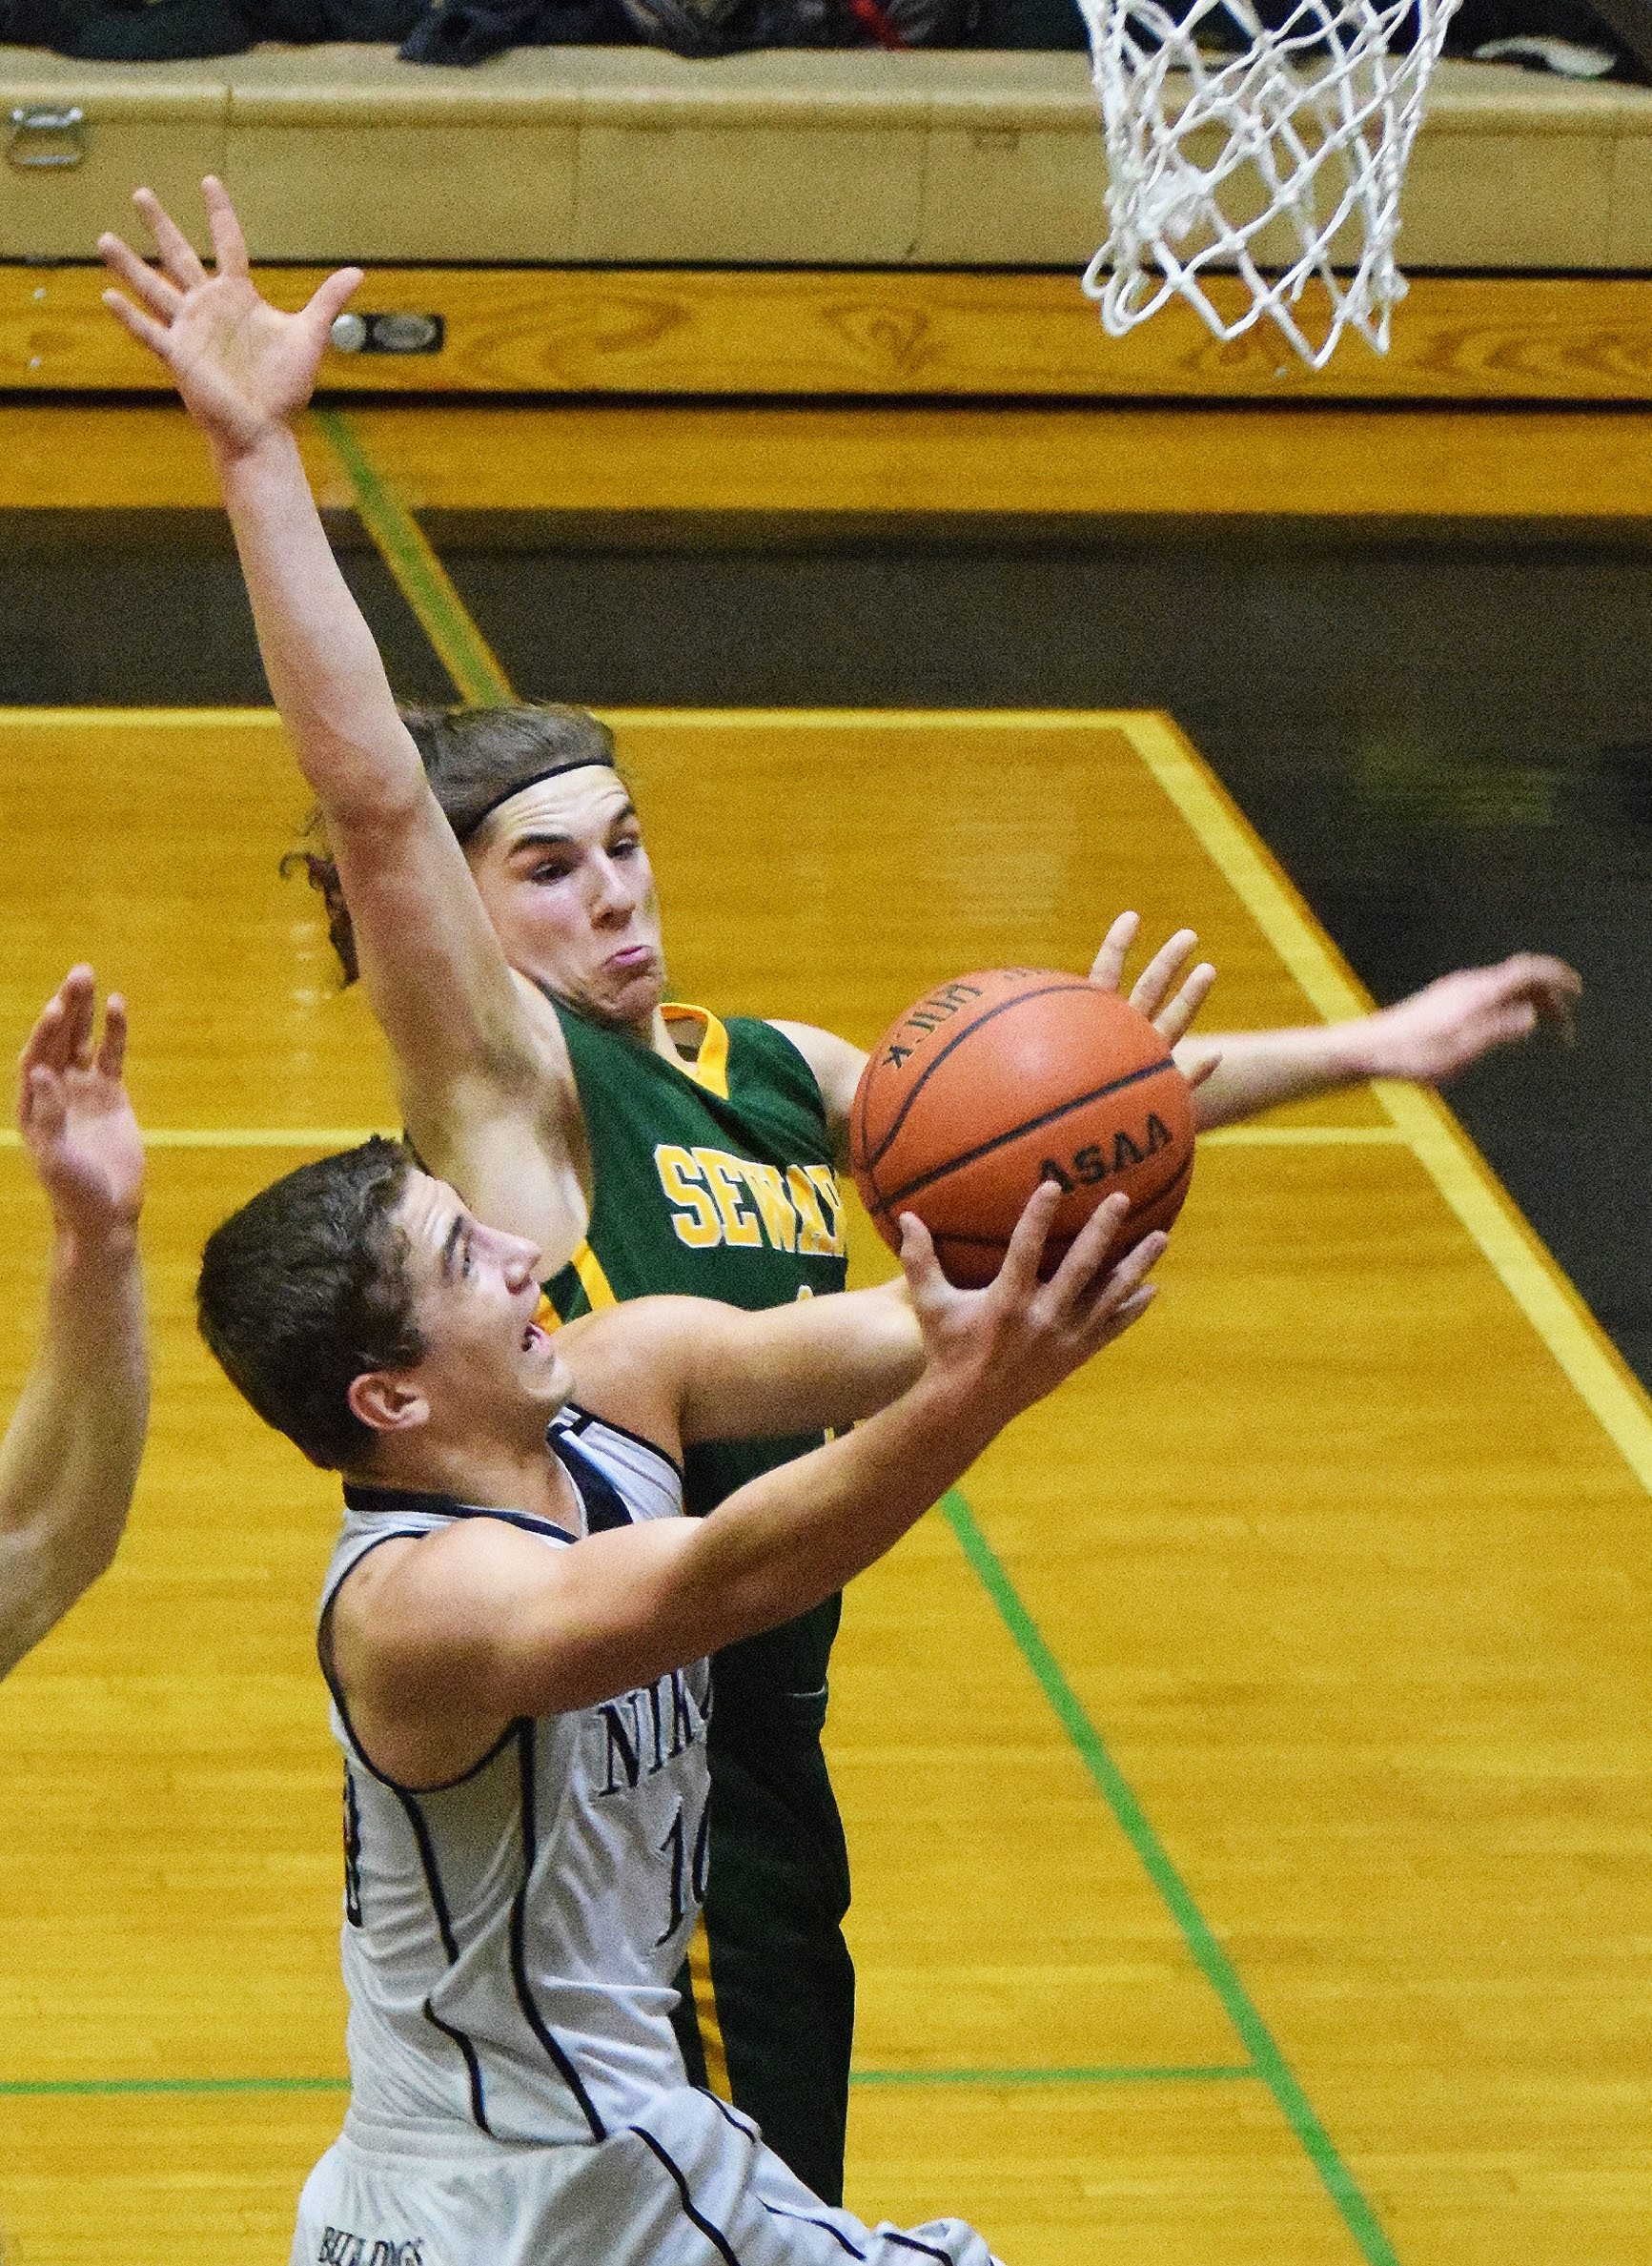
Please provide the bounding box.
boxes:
[897,1181,1164,1423]
[18,969,144,1248]
[99,177,361,457]
[1360,953,1581,1084]
[1089,911,1216,1074]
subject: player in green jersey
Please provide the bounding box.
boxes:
[103,181,1581,2206]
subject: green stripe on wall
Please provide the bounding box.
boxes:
[313,409,516,708]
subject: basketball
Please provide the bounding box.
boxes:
[849,968,1195,1288]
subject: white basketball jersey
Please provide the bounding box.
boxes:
[317,1404,707,2150]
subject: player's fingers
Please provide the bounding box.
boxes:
[1074,1230,1167,1344]
[97,993,130,1082]
[101,289,174,358]
[1101,1225,1167,1303]
[1042,1190,1130,1313]
[1499,950,1580,991]
[1152,960,1216,1046]
[994,1177,1065,1303]
[17,989,65,1078]
[1479,954,1580,1034]
[135,207,205,290]
[95,225,138,270]
[1086,910,1139,994]
[132,186,209,290]
[1092,1279,1157,1342]
[1524,961,1581,1042]
[56,966,96,1065]
[895,1211,943,1301]
[200,175,251,278]
[21,1062,65,1149]
[1176,1042,1221,1092]
[97,233,182,319]
[1128,929,1199,1021]
[306,265,365,334]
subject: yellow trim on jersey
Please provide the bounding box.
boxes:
[686,1909,732,2100]
[663,1003,732,1101]
[556,1009,731,1317]
[570,1241,619,1313]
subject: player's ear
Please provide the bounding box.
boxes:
[347,1370,429,1437]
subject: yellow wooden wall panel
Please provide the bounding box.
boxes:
[0,408,347,509]
[8,264,1652,400]
[342,401,1652,519]
[3,395,1648,519]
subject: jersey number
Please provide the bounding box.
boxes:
[655,1797,710,1947]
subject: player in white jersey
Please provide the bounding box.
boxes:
[196,1135,1167,2266]
[320,1411,709,2156]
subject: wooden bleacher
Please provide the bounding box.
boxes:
[1,49,1651,403]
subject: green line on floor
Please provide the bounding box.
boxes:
[0,2076,350,2096]
[850,2065,1256,2086]
[941,1487,1401,2266]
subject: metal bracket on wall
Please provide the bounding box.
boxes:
[7,108,87,171]
[328,312,445,357]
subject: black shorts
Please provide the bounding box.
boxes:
[671,1678,855,2209]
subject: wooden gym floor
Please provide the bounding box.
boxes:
[0,407,1649,2266]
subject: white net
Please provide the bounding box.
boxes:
[1077,0,1461,368]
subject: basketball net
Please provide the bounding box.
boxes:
[1077,0,1461,368]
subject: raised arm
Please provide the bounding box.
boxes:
[1179,952,1581,1129]
[333,1185,1163,1782]
[98,180,587,1265]
[785,917,1578,1153]
[0,970,148,1681]
[555,1276,927,1460]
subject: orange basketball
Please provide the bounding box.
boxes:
[849,968,1195,1288]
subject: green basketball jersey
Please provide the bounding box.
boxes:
[542,1000,850,1715]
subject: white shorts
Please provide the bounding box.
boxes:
[292,2087,1006,2266]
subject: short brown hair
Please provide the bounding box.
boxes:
[285,703,620,985]
[196,1138,424,1470]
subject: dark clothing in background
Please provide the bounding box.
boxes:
[0,0,1642,96]
[405,0,969,61]
[1,0,420,57]
[398,0,632,60]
